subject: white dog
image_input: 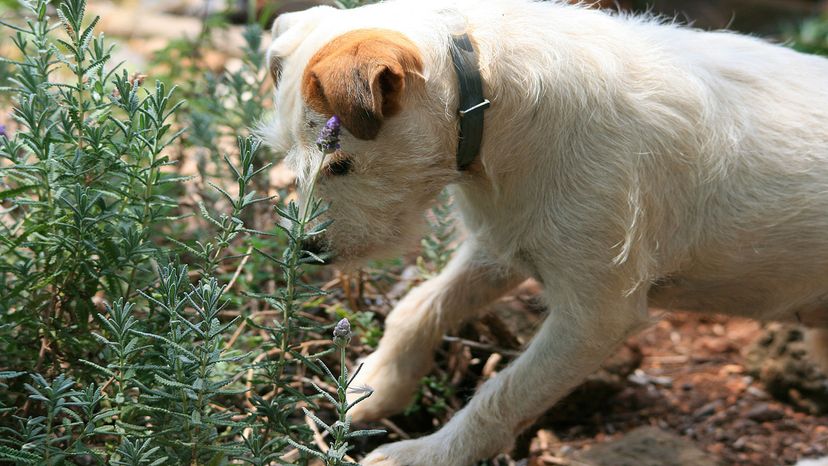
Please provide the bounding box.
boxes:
[261,1,828,464]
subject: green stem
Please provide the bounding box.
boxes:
[331,343,348,466]
[206,181,247,275]
[274,157,325,386]
[75,58,85,153]
[124,137,161,299]
[43,398,55,463]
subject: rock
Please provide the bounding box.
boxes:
[628,368,673,387]
[746,403,785,422]
[575,426,722,466]
[743,323,828,414]
[692,400,722,420]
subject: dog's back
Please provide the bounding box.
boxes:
[448,1,828,325]
[633,25,828,325]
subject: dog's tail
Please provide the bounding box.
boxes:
[806,328,828,374]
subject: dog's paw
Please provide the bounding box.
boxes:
[347,350,425,421]
[360,438,460,466]
[360,450,409,466]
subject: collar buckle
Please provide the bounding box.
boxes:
[459,99,491,117]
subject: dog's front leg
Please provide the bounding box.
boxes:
[348,240,524,422]
[361,289,650,466]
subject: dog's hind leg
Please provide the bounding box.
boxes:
[347,239,524,422]
[361,287,650,466]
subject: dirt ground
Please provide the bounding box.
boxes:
[550,312,828,465]
[346,276,828,466]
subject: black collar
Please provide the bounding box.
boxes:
[450,33,489,171]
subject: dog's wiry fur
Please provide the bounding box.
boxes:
[261,1,828,464]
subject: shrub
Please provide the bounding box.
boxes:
[0,0,379,464]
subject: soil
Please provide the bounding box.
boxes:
[352,279,828,466]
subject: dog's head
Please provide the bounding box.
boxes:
[261,4,460,266]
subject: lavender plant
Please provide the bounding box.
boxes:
[418,189,457,277]
[0,0,178,374]
[239,114,383,464]
[0,0,381,464]
[289,319,384,466]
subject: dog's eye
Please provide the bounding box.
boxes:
[325,157,352,176]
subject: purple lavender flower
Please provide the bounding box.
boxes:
[333,318,351,340]
[333,318,351,347]
[0,124,6,139]
[316,115,341,154]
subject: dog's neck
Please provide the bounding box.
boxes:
[450,33,490,171]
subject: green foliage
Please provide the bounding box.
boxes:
[788,15,828,56]
[151,18,272,185]
[418,189,457,278]
[111,437,168,465]
[291,321,384,465]
[0,373,115,464]
[0,0,379,463]
[404,374,455,418]
[334,0,378,9]
[0,0,181,369]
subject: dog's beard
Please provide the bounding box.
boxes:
[321,214,429,270]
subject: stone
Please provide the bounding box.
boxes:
[575,426,722,466]
[692,400,722,420]
[746,403,785,422]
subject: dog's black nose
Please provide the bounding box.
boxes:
[300,237,332,264]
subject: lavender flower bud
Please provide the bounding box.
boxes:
[0,124,6,139]
[333,318,351,346]
[316,115,341,154]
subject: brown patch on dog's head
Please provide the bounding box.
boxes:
[302,29,424,140]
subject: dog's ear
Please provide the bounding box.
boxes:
[302,29,424,140]
[267,7,335,85]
